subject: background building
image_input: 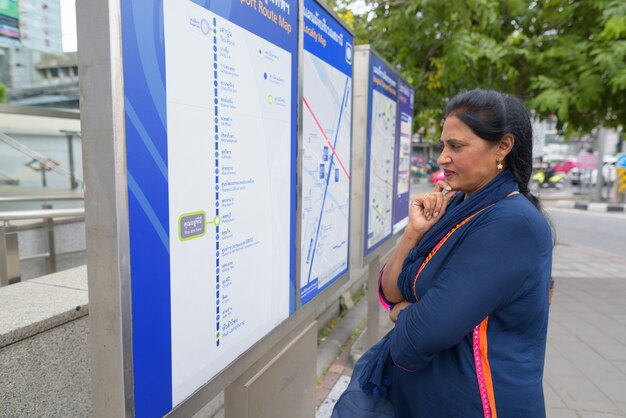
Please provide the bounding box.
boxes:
[1,48,79,108]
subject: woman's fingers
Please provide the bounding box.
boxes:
[433,191,444,218]
[443,190,458,206]
[422,192,443,220]
[420,189,459,221]
[409,188,457,230]
[422,193,434,219]
[434,180,452,193]
[389,301,412,323]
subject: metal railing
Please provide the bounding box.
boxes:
[0,195,84,204]
[0,208,85,287]
[0,130,84,190]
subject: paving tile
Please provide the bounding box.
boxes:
[547,342,565,358]
[316,372,340,408]
[549,322,582,342]
[545,380,567,408]
[577,411,625,418]
[328,365,344,374]
[544,355,585,378]
[573,354,625,380]
[565,323,621,345]
[563,401,622,416]
[315,376,350,418]
[546,407,581,418]
[590,378,626,404]
[613,361,626,375]
[578,312,625,329]
[590,344,626,363]
[544,375,600,399]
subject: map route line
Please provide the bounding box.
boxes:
[372,169,393,187]
[305,77,350,284]
[206,215,221,226]
[302,96,350,180]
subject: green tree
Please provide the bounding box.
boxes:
[0,84,6,104]
[525,0,626,135]
[335,0,625,139]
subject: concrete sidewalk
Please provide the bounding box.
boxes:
[315,240,626,417]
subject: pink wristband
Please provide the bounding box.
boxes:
[377,263,393,311]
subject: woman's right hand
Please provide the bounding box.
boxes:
[381,181,457,304]
[406,181,457,240]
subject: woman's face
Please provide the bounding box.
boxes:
[437,116,502,197]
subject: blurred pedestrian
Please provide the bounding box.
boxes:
[333,89,553,417]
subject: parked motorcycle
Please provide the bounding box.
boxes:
[532,169,566,189]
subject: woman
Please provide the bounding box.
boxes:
[338,89,553,417]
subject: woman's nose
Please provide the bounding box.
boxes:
[437,152,447,166]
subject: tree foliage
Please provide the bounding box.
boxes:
[525,0,626,134]
[334,0,625,139]
[0,84,6,104]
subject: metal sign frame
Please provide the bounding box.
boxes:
[350,44,405,270]
[78,0,357,416]
[391,74,415,234]
[295,0,355,309]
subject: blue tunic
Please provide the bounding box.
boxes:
[389,194,552,417]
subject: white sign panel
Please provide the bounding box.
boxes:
[364,53,398,255]
[300,0,352,305]
[164,0,293,404]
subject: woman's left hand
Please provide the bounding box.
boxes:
[390,301,412,323]
[407,189,456,238]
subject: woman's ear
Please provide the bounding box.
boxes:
[499,134,515,157]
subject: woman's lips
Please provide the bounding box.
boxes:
[444,169,456,177]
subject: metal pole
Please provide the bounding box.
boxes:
[593,128,606,202]
[0,222,21,286]
[0,224,9,287]
[366,255,381,349]
[77,0,134,416]
[67,133,78,190]
[40,161,47,188]
[42,204,57,273]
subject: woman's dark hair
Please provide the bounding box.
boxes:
[444,88,541,210]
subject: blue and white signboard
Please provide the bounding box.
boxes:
[300,0,352,305]
[121,0,297,416]
[392,79,414,234]
[364,53,398,256]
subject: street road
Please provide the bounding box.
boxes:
[410,178,626,256]
[547,207,626,257]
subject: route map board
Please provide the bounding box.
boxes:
[300,0,353,305]
[364,52,398,256]
[392,79,414,234]
[121,0,298,416]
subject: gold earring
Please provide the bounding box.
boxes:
[497,160,503,170]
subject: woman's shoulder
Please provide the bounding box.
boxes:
[474,194,552,242]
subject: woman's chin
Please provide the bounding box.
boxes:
[444,179,458,190]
